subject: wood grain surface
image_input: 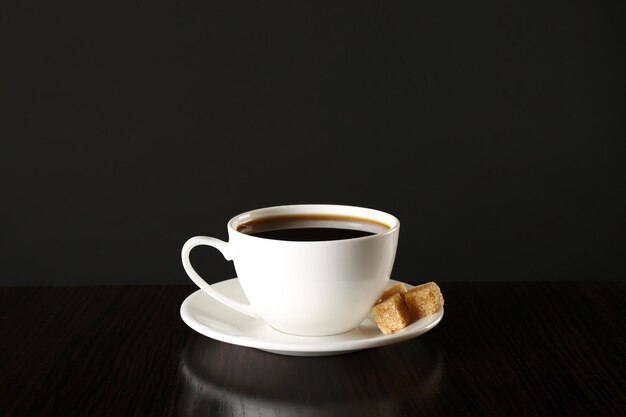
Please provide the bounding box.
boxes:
[1,282,624,416]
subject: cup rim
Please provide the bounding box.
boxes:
[227,204,400,243]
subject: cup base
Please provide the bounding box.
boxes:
[267,323,359,337]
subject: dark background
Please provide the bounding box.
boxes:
[1,0,624,285]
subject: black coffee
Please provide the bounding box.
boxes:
[236,214,390,242]
[248,227,374,241]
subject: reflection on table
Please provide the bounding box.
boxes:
[177,334,444,417]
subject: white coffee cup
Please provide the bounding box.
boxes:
[181,204,400,336]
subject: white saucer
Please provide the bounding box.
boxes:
[180,278,444,356]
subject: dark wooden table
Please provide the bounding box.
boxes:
[1,281,624,416]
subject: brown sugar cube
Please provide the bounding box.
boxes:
[404,282,444,320]
[377,283,407,304]
[372,293,412,335]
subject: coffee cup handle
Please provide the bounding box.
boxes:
[182,236,259,318]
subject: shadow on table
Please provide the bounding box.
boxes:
[176,335,444,417]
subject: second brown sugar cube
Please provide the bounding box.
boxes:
[404,282,444,320]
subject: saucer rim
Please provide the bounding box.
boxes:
[180,278,444,355]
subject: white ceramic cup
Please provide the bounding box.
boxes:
[181,204,400,336]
